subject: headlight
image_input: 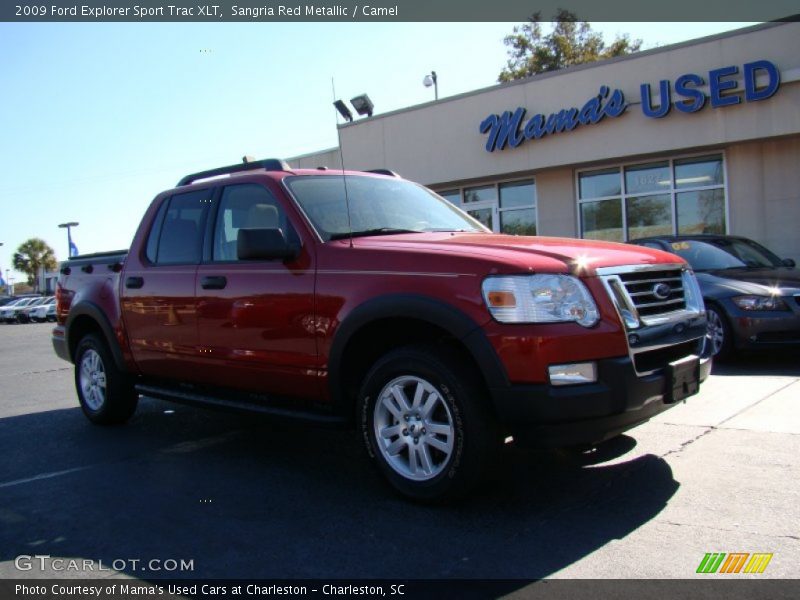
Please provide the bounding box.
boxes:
[732,295,788,311]
[482,274,599,327]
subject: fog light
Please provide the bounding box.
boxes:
[548,362,597,386]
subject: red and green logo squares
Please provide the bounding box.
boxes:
[697,553,773,574]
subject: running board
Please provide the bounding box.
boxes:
[135,384,348,427]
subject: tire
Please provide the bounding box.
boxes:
[706,304,733,360]
[358,345,500,503]
[74,333,138,425]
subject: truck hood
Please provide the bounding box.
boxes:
[351,232,682,274]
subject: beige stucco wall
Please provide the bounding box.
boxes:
[534,168,576,238]
[727,136,800,262]
[289,147,341,170]
[288,22,800,261]
[326,22,799,185]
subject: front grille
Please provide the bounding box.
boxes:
[618,269,686,318]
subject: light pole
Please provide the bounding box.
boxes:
[58,222,79,257]
[423,71,438,101]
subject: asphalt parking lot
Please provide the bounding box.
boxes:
[0,322,798,584]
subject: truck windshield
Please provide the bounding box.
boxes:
[284,175,487,242]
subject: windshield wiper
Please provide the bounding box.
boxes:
[329,228,421,241]
[425,228,476,232]
[721,264,769,270]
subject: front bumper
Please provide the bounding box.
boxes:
[721,297,800,350]
[490,351,712,447]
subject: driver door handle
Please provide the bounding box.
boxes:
[201,276,227,290]
[125,276,144,289]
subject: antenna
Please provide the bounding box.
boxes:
[331,77,354,248]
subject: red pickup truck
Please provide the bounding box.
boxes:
[53,158,711,501]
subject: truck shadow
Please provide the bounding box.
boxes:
[0,399,676,584]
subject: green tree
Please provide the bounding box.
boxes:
[13,238,57,291]
[499,10,642,83]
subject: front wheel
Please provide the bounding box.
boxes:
[706,305,733,360]
[358,345,500,502]
[74,333,138,425]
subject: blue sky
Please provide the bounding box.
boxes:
[0,21,755,284]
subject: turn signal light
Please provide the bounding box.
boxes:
[486,291,517,308]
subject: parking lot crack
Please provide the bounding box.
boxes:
[0,367,71,379]
[659,379,798,459]
[659,426,714,459]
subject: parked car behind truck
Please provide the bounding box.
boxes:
[53,158,711,501]
[29,298,57,323]
[18,296,54,323]
[631,235,800,359]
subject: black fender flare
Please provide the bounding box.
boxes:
[65,301,127,372]
[328,294,509,415]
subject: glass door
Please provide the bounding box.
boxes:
[463,185,497,232]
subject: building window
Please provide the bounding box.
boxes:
[438,190,461,205]
[499,181,537,236]
[442,179,537,235]
[578,154,726,242]
[463,185,496,231]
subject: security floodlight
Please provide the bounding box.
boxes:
[350,94,374,117]
[423,71,438,100]
[333,99,353,122]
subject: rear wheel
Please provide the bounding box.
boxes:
[358,345,500,502]
[74,333,138,425]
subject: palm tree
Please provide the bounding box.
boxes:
[13,238,57,292]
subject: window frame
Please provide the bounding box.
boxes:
[575,151,729,242]
[433,175,538,236]
[206,182,300,264]
[146,187,214,266]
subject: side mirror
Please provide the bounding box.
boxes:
[237,228,298,261]
[782,258,796,268]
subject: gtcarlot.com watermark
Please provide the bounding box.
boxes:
[15,554,194,573]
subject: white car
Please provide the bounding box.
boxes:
[1,297,39,323]
[17,296,53,323]
[30,300,57,323]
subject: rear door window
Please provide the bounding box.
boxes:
[149,189,211,264]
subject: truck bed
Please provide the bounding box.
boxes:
[60,250,128,273]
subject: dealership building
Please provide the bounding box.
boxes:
[290,21,800,262]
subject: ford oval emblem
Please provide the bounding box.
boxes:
[652,282,672,300]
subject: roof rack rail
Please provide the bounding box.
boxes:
[366,169,400,177]
[177,158,291,187]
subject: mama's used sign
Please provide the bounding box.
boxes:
[479,60,780,153]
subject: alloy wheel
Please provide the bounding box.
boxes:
[373,375,455,482]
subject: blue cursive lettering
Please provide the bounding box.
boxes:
[481,87,627,152]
